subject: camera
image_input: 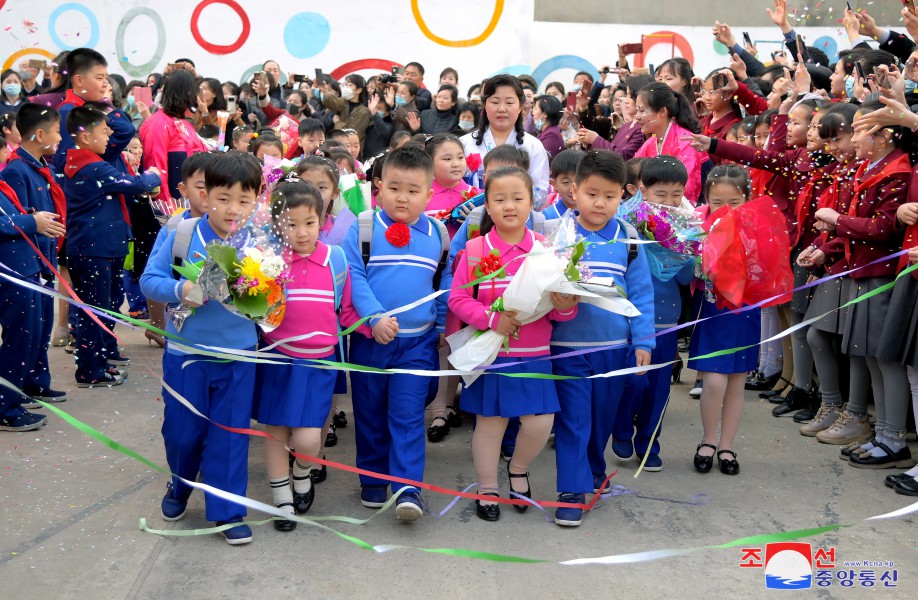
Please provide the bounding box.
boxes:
[380,74,399,85]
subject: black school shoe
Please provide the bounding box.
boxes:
[772,386,810,417]
[332,411,347,428]
[884,471,916,488]
[849,442,914,469]
[324,424,337,447]
[475,493,500,521]
[747,371,781,391]
[893,476,918,496]
[792,390,822,423]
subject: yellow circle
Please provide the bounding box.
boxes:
[411,0,503,47]
[3,48,57,72]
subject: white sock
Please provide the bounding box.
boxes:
[270,477,294,516]
[904,465,918,477]
[292,461,313,494]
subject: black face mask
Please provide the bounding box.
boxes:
[287,103,301,116]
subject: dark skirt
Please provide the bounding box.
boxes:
[128,200,161,275]
[687,299,761,374]
[789,248,814,315]
[461,356,560,418]
[253,350,337,427]
[841,276,894,358]
[876,274,918,368]
[804,277,851,334]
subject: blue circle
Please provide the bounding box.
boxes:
[283,13,330,58]
[49,3,100,51]
[491,65,532,78]
[813,36,839,64]
[531,55,598,89]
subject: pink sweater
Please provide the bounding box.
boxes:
[427,178,475,238]
[448,228,577,357]
[263,241,359,358]
[634,120,706,203]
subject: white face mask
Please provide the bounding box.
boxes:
[341,86,355,100]
[458,120,475,131]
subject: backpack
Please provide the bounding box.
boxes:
[171,217,202,280]
[357,210,450,290]
[165,211,186,233]
[326,244,348,313]
[464,205,554,239]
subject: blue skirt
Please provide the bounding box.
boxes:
[461,356,560,418]
[333,337,348,395]
[687,299,761,374]
[253,350,338,427]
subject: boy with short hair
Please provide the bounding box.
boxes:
[341,145,446,521]
[542,148,584,219]
[62,103,161,387]
[0,182,65,431]
[287,118,325,160]
[52,48,135,174]
[140,151,263,545]
[551,150,655,528]
[0,104,67,404]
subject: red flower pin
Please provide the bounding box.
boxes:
[466,153,482,174]
[385,222,411,247]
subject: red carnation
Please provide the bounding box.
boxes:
[385,222,411,247]
[466,153,482,174]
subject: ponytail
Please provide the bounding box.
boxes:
[638,82,699,134]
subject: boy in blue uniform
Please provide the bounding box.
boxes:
[140,151,262,545]
[52,48,135,174]
[0,181,65,431]
[342,145,445,521]
[0,104,68,404]
[551,150,656,527]
[540,148,582,220]
[620,157,694,472]
[62,104,161,386]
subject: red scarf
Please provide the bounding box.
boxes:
[59,89,86,109]
[8,148,68,249]
[65,148,132,228]
[845,152,911,263]
[0,180,26,214]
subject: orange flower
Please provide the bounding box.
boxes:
[266,281,284,305]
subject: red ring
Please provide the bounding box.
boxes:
[632,31,694,69]
[330,59,402,81]
[190,0,250,55]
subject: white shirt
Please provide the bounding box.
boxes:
[460,127,551,192]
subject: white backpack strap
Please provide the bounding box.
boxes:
[172,217,201,263]
[165,212,185,232]
[466,205,485,240]
[427,216,450,290]
[357,210,375,267]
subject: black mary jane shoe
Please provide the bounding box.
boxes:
[893,476,918,496]
[759,377,791,401]
[717,450,740,475]
[476,492,501,521]
[332,411,348,428]
[849,442,913,469]
[885,471,916,489]
[310,462,328,484]
[274,503,297,532]
[445,407,463,428]
[671,358,683,384]
[508,471,532,513]
[324,424,338,447]
[426,416,450,443]
[694,443,717,473]
[293,484,315,514]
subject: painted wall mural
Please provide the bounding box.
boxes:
[1,0,869,90]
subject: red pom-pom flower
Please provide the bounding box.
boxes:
[385,222,411,248]
[466,153,482,174]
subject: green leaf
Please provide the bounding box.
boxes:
[342,185,366,216]
[490,297,504,313]
[615,284,628,299]
[206,244,240,276]
[564,240,585,282]
[233,291,269,319]
[171,260,203,283]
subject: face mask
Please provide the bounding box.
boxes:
[845,76,855,99]
[313,88,323,101]
[534,118,545,131]
[570,85,582,93]
[458,120,475,131]
[376,111,386,119]
[394,96,408,107]
[907,80,918,95]
[3,84,21,97]
[127,95,136,106]
[341,86,355,100]
[19,70,34,82]
[287,103,301,116]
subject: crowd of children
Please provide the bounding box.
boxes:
[4,0,918,545]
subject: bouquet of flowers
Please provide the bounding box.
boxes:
[447,211,640,384]
[619,194,705,281]
[149,197,190,226]
[171,222,291,332]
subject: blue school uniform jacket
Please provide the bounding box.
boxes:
[0,183,41,278]
[551,215,656,352]
[140,215,258,354]
[651,263,695,330]
[342,210,447,336]
[52,91,136,173]
[62,148,161,258]
[0,149,60,275]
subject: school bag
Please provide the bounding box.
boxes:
[357,210,450,290]
[464,205,553,239]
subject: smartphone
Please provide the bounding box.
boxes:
[874,66,891,88]
[292,74,308,83]
[713,73,728,90]
[391,66,399,76]
[167,63,182,71]
[226,95,237,114]
[621,42,643,55]
[742,32,753,47]
[796,34,809,64]
[692,79,703,94]
[28,59,47,70]
[252,71,264,83]
[566,90,578,112]
[726,45,736,57]
[649,64,655,77]
[846,1,854,11]
[580,78,593,95]
[131,86,153,107]
[854,61,867,85]
[314,68,323,84]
